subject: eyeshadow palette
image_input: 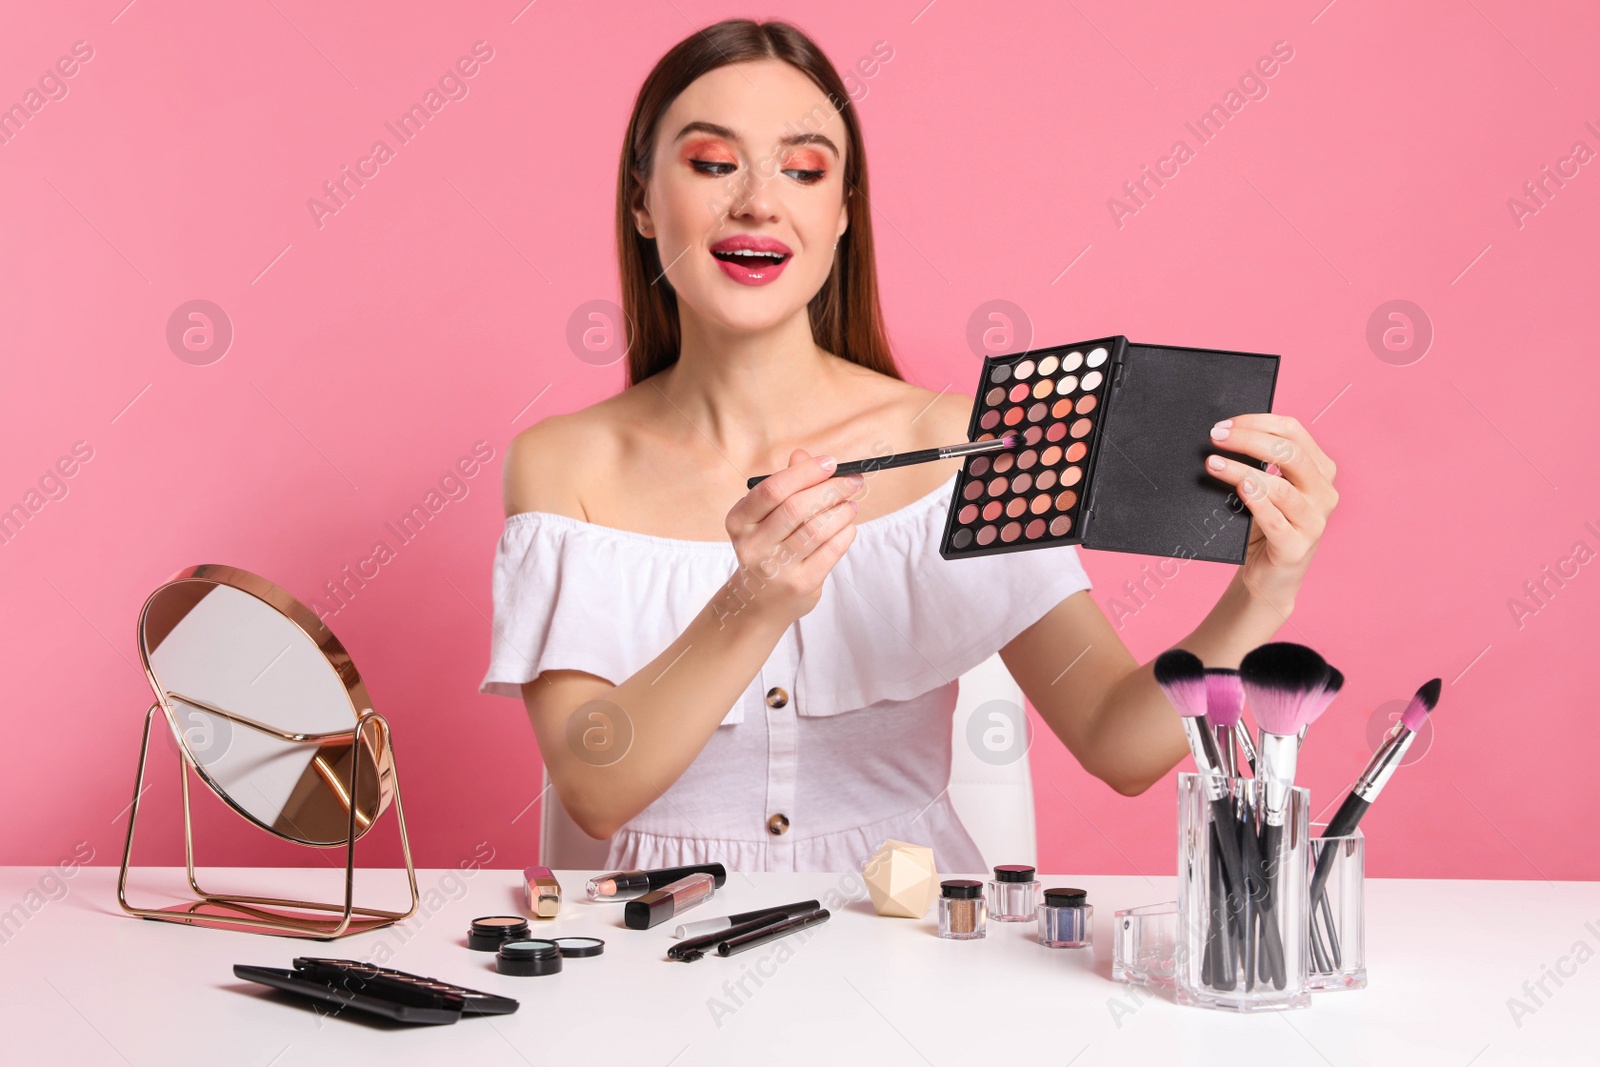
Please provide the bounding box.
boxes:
[939,335,1279,565]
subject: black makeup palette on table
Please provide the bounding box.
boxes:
[940,335,1279,565]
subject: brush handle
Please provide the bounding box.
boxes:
[1307,793,1369,961]
[745,439,1006,489]
[1309,794,1367,898]
[1239,817,1288,989]
[1205,795,1256,987]
[1233,722,1258,776]
[1203,823,1237,991]
[745,448,942,489]
[1236,814,1257,990]
[1257,821,1289,990]
[1206,797,1248,900]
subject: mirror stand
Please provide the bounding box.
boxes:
[118,702,420,939]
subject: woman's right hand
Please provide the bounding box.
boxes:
[724,448,861,626]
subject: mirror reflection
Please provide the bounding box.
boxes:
[140,576,387,846]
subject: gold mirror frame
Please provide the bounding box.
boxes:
[117,564,419,939]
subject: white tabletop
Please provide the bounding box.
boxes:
[1,866,1595,1065]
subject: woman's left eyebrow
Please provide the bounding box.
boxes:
[673,120,839,159]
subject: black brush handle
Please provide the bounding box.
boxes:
[1307,793,1368,972]
[1258,821,1290,990]
[1240,817,1287,989]
[746,448,942,489]
[1205,796,1250,988]
[1207,797,1248,902]
[1202,823,1237,990]
[1309,793,1369,909]
[1237,815,1257,990]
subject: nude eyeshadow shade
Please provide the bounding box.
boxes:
[939,335,1281,564]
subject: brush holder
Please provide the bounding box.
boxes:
[1176,772,1311,1012]
[1111,901,1179,988]
[1306,827,1366,991]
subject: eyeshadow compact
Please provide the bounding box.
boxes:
[940,336,1279,565]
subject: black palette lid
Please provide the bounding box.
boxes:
[1083,342,1278,564]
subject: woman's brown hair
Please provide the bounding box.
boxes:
[616,18,902,387]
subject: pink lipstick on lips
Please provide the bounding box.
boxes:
[710,234,792,286]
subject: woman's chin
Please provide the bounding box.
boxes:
[688,288,813,335]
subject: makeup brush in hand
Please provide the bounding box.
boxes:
[1238,642,1334,989]
[745,432,1019,489]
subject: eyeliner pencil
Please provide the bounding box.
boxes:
[669,912,792,962]
[716,908,831,956]
[674,898,822,940]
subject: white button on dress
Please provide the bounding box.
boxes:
[480,472,1094,874]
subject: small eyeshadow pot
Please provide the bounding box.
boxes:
[987,864,1041,922]
[496,938,563,976]
[938,879,987,940]
[552,936,605,958]
[469,915,531,951]
[1037,888,1092,949]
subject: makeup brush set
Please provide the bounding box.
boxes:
[1147,641,1441,1010]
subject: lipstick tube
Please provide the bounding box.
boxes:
[523,866,561,918]
[587,863,728,902]
[624,873,717,930]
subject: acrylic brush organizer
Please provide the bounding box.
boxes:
[1307,827,1366,991]
[1175,772,1311,1012]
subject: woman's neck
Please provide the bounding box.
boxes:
[652,310,842,461]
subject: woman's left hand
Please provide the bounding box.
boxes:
[1203,413,1338,611]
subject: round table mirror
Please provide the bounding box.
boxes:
[138,565,392,847]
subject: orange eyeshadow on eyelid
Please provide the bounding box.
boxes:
[681,138,736,160]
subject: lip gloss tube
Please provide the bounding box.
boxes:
[624,873,717,930]
[587,863,728,902]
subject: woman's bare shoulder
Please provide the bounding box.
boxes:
[502,394,637,519]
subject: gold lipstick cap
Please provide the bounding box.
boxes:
[523,865,561,919]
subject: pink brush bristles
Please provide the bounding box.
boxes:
[1400,678,1442,732]
[1203,668,1245,728]
[1153,649,1208,719]
[1300,666,1345,731]
[1238,642,1332,737]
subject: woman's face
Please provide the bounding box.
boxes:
[633,59,849,334]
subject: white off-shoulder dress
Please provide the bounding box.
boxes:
[479,471,1094,874]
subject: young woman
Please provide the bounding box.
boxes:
[480,19,1338,874]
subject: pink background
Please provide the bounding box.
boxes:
[3,0,1595,880]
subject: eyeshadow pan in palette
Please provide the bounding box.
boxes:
[939,335,1279,565]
